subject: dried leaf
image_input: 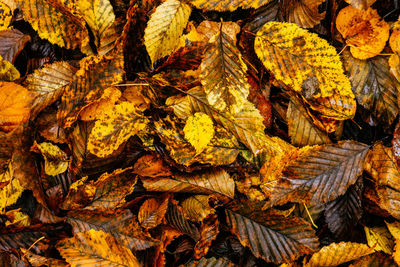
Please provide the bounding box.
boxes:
[364,226,394,254]
[0,28,31,64]
[32,142,68,176]
[186,257,235,267]
[364,144,400,219]
[188,0,272,11]
[345,0,376,10]
[166,202,200,241]
[25,61,76,117]
[181,195,214,222]
[342,51,399,126]
[17,0,89,50]
[144,0,191,64]
[88,101,147,158]
[0,163,24,212]
[194,215,219,259]
[21,249,69,267]
[138,197,169,229]
[133,154,172,178]
[0,228,48,254]
[56,229,139,267]
[58,54,124,128]
[284,0,326,28]
[141,168,235,198]
[67,209,159,250]
[255,22,356,120]
[226,201,319,264]
[305,242,374,267]
[0,55,19,81]
[350,252,397,267]
[79,86,121,121]
[287,97,331,146]
[336,6,389,59]
[264,141,369,206]
[183,112,214,154]
[199,22,250,113]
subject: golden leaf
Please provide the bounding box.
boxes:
[344,0,376,9]
[133,154,172,178]
[0,55,19,81]
[75,0,115,53]
[79,86,121,121]
[387,221,400,266]
[188,0,272,11]
[0,163,24,212]
[25,61,76,118]
[389,54,400,83]
[144,0,191,64]
[254,21,356,120]
[88,102,147,158]
[196,20,241,43]
[17,0,89,50]
[155,115,239,166]
[58,54,124,128]
[0,1,13,30]
[364,226,394,254]
[199,22,250,113]
[5,209,30,227]
[32,142,69,176]
[138,197,169,229]
[0,82,33,132]
[183,112,214,154]
[56,229,139,267]
[304,242,374,267]
[336,6,389,60]
[181,195,215,222]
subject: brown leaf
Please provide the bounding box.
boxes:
[0,28,31,63]
[138,197,169,229]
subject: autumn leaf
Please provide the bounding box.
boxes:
[0,28,31,63]
[144,0,191,65]
[345,0,376,9]
[181,195,215,222]
[183,112,215,154]
[188,0,272,11]
[56,229,140,267]
[0,163,24,212]
[365,226,395,254]
[0,82,33,132]
[304,242,374,267]
[255,21,356,120]
[138,197,169,229]
[336,6,389,59]
[283,0,326,28]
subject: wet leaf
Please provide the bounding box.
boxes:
[56,229,140,266]
[342,51,399,126]
[226,201,319,264]
[264,141,369,206]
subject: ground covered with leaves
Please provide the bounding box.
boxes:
[2,0,400,266]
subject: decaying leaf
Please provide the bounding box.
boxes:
[144,0,191,64]
[133,153,172,178]
[181,195,214,222]
[350,252,397,267]
[56,229,139,266]
[138,197,169,229]
[255,21,356,120]
[336,6,389,59]
[188,0,271,11]
[345,0,376,10]
[305,242,374,267]
[87,101,147,158]
[0,28,31,64]
[0,1,13,30]
[32,142,68,176]
[264,141,369,206]
[0,163,24,212]
[342,51,399,126]
[199,22,250,113]
[283,0,326,28]
[0,55,19,81]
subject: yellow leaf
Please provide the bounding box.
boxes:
[33,142,69,176]
[5,209,30,227]
[389,54,400,83]
[17,0,89,50]
[254,22,355,120]
[75,0,115,53]
[0,0,13,30]
[144,0,191,65]
[181,195,215,222]
[199,22,250,113]
[364,226,394,254]
[336,6,389,60]
[88,101,147,158]
[188,0,272,11]
[0,82,33,132]
[183,112,214,154]
[79,86,121,121]
[56,229,140,267]
[0,55,19,81]
[0,163,24,212]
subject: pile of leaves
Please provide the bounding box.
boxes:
[2,0,400,265]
